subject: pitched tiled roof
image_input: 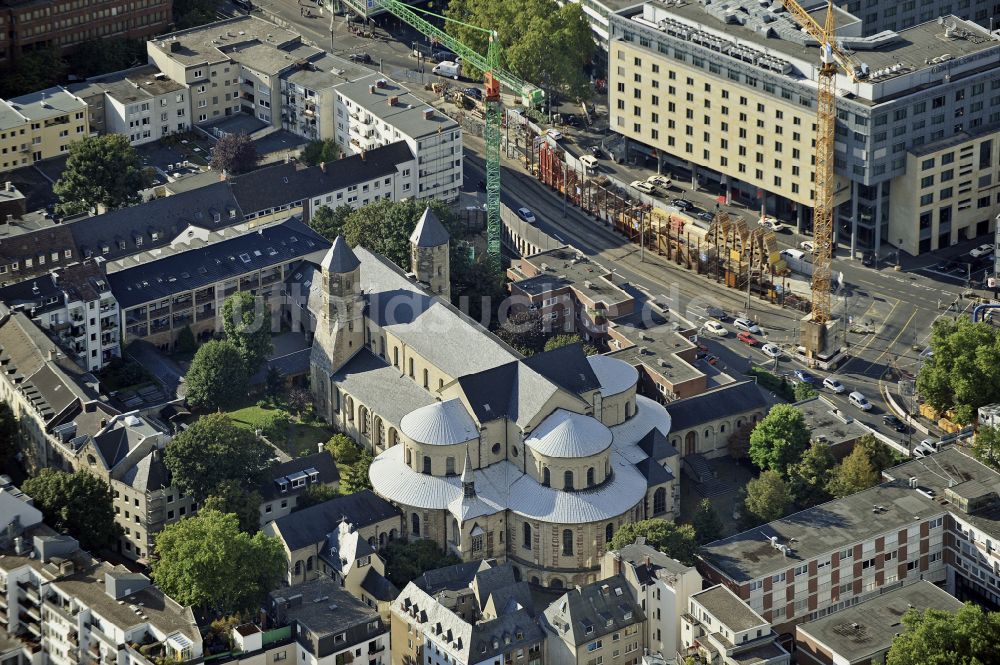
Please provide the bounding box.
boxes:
[229,141,414,215]
[270,490,400,551]
[663,380,769,431]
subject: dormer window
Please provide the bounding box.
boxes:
[278,481,288,493]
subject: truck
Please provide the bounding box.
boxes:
[779,248,812,276]
[432,61,461,79]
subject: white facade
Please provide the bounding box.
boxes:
[301,165,417,218]
[104,88,188,146]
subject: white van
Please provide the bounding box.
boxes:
[848,391,872,411]
[580,155,599,172]
[432,61,461,79]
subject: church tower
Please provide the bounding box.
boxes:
[310,236,365,423]
[409,207,450,299]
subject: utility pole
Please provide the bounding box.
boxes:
[639,209,645,263]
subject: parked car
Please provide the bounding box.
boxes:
[477,179,486,191]
[432,50,455,62]
[560,114,581,127]
[349,52,373,64]
[697,212,715,222]
[704,354,719,366]
[970,243,994,258]
[704,320,728,336]
[671,198,693,211]
[545,128,564,141]
[737,331,758,346]
[705,306,728,321]
[822,376,846,393]
[793,369,817,384]
[761,343,782,359]
[517,207,537,224]
[462,87,482,100]
[589,145,603,158]
[646,174,672,189]
[848,390,873,411]
[862,250,876,267]
[882,414,907,432]
[630,180,656,195]
[733,317,762,334]
[800,240,815,252]
[760,216,789,233]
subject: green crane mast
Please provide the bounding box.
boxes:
[372,0,543,267]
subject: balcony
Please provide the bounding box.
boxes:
[100,318,118,332]
[147,306,169,319]
[195,307,216,322]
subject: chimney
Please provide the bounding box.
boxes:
[319,161,326,173]
[368,84,376,94]
[100,418,107,428]
[360,150,366,161]
[645,555,652,569]
[48,349,56,361]
[388,95,398,106]
[422,107,434,120]
[4,181,11,191]
[5,214,12,224]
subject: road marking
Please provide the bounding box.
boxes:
[864,307,919,375]
[840,297,900,374]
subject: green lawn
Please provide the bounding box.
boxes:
[226,403,336,459]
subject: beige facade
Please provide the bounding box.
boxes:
[609,40,824,209]
[0,87,89,173]
[890,132,1000,255]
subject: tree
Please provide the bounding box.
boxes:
[972,425,1000,472]
[294,483,340,510]
[856,434,901,474]
[917,318,1000,424]
[301,139,340,166]
[184,340,248,410]
[340,450,373,494]
[265,366,284,399]
[176,325,198,354]
[382,539,462,587]
[443,0,596,100]
[0,402,18,464]
[201,480,262,534]
[0,48,65,98]
[543,334,598,356]
[743,471,792,526]
[691,499,723,544]
[73,38,147,78]
[794,382,819,401]
[210,132,258,175]
[886,603,1000,665]
[748,405,811,477]
[172,0,222,29]
[325,433,361,465]
[53,135,147,216]
[495,309,547,356]
[309,205,353,243]
[827,446,879,498]
[222,292,273,374]
[258,410,291,442]
[787,442,836,507]
[607,519,698,565]
[151,510,284,615]
[163,413,273,503]
[22,469,120,551]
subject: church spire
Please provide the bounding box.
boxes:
[461,445,475,498]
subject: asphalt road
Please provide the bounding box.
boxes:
[250,3,973,445]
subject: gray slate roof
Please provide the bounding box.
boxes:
[692,585,767,633]
[332,349,436,427]
[260,452,339,501]
[270,489,400,551]
[361,568,399,601]
[409,207,450,247]
[664,380,769,430]
[321,236,361,274]
[543,575,645,646]
[108,217,328,308]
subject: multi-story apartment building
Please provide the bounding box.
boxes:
[602,541,702,661]
[0,86,88,172]
[0,259,119,371]
[0,309,119,471]
[333,76,462,202]
[543,575,646,665]
[69,65,189,145]
[0,487,202,665]
[679,585,790,665]
[107,217,329,350]
[268,578,389,665]
[834,0,1000,34]
[794,581,962,665]
[390,560,544,665]
[258,452,339,525]
[0,0,172,70]
[699,446,1000,639]
[0,211,78,286]
[609,2,1000,255]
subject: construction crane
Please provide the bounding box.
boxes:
[372,0,544,268]
[780,0,862,348]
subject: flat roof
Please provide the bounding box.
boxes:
[335,74,458,139]
[796,581,962,662]
[617,3,1000,94]
[150,15,306,68]
[692,585,767,633]
[0,99,26,131]
[607,313,703,386]
[7,87,86,121]
[701,447,1000,582]
[794,395,873,447]
[515,247,632,307]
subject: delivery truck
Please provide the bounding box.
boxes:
[432,61,461,79]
